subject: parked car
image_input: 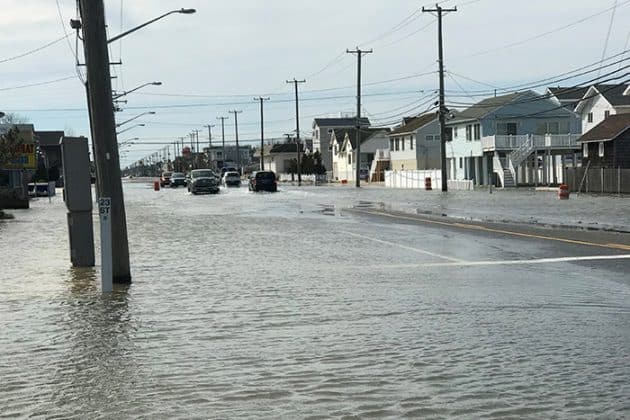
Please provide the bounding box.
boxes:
[188,169,220,194]
[359,167,369,181]
[170,172,186,188]
[248,171,277,192]
[222,171,241,187]
[160,171,172,187]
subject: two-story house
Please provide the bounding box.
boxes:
[446,90,581,187]
[331,128,389,182]
[574,84,630,134]
[388,113,440,171]
[312,117,369,178]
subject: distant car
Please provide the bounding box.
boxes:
[359,168,369,181]
[170,172,186,188]
[220,166,238,178]
[160,171,172,187]
[248,171,277,192]
[222,171,241,187]
[188,169,220,194]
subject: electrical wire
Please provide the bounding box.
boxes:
[0,75,78,92]
[0,34,72,64]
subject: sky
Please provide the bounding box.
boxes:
[1,0,629,167]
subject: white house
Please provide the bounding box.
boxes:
[331,128,389,182]
[388,113,440,171]
[311,117,370,178]
[445,90,581,187]
[256,143,304,174]
[574,84,630,134]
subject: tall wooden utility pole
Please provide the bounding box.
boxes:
[229,110,243,173]
[217,116,228,168]
[254,97,270,171]
[79,0,131,283]
[286,79,306,185]
[423,4,457,192]
[346,48,372,188]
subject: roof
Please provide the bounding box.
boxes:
[34,130,65,147]
[269,143,304,154]
[343,128,388,150]
[577,113,630,143]
[389,113,437,135]
[313,117,370,127]
[547,87,589,102]
[449,92,522,123]
[595,84,630,107]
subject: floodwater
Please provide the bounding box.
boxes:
[1,181,629,418]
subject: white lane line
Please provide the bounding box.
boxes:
[344,254,630,269]
[341,230,466,263]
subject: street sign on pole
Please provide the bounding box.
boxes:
[98,197,113,292]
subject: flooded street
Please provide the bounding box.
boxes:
[1,182,629,418]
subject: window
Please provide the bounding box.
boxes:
[583,142,589,158]
[435,134,441,141]
[497,122,517,135]
[390,139,394,150]
[604,110,610,119]
[454,127,458,139]
[459,157,463,169]
[598,142,604,157]
[587,112,593,123]
[473,124,481,140]
[426,135,434,141]
[402,137,405,151]
[395,138,400,151]
[348,153,352,164]
[410,136,414,150]
[466,125,472,141]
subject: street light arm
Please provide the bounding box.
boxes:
[107,9,196,44]
[112,82,160,100]
[116,111,155,128]
[116,124,145,136]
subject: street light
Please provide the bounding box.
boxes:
[116,123,145,136]
[116,111,156,128]
[108,8,197,44]
[120,137,139,146]
[112,82,162,100]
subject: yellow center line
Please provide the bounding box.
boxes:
[351,209,630,252]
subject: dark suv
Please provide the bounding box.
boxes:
[188,169,220,194]
[248,171,277,192]
[160,171,172,187]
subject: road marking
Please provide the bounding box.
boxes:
[351,209,630,251]
[346,254,630,269]
[341,230,466,263]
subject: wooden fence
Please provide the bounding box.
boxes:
[564,167,630,194]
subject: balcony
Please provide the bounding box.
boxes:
[481,134,581,152]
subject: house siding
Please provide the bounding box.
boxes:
[581,95,616,134]
[583,131,630,169]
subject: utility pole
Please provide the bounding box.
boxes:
[254,97,270,171]
[346,48,372,188]
[79,0,131,283]
[423,4,457,192]
[217,116,228,169]
[286,78,306,185]
[192,129,200,168]
[206,124,215,148]
[229,110,243,174]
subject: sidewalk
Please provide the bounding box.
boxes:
[355,186,630,233]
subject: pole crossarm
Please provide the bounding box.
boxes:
[107,9,196,43]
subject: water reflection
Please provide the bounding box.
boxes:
[50,267,143,416]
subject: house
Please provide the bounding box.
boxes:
[256,143,305,174]
[578,113,630,169]
[203,145,250,170]
[446,90,581,187]
[574,84,630,134]
[312,117,370,177]
[388,113,440,171]
[331,127,389,182]
[546,86,589,111]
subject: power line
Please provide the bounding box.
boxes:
[598,0,618,77]
[0,34,71,64]
[0,75,78,91]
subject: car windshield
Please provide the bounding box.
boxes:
[192,170,215,178]
[225,172,239,177]
[172,173,184,178]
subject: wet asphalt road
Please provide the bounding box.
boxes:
[1,181,629,418]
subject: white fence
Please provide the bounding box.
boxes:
[384,170,475,190]
[385,170,443,190]
[277,173,326,183]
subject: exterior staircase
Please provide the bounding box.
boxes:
[509,136,535,167]
[503,168,516,187]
